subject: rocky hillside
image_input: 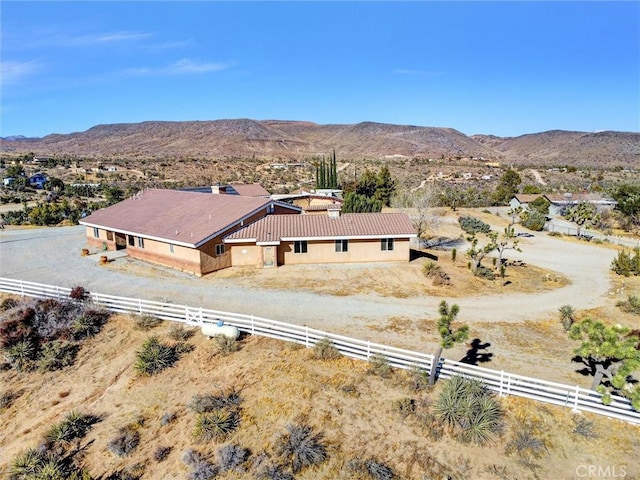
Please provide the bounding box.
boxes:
[2,119,639,167]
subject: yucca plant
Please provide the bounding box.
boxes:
[368,353,392,378]
[193,409,240,442]
[275,423,327,473]
[312,337,341,360]
[558,304,575,331]
[134,336,179,376]
[45,411,99,448]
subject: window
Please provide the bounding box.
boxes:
[93,227,99,238]
[106,231,114,241]
[137,237,144,248]
[335,239,348,252]
[381,238,394,251]
[215,244,225,256]
[294,240,308,254]
[128,235,135,246]
[169,244,174,253]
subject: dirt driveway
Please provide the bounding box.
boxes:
[0,224,630,384]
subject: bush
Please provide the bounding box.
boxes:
[107,424,140,456]
[38,340,79,372]
[0,297,19,311]
[558,305,576,331]
[153,445,172,462]
[71,310,110,339]
[473,266,495,280]
[193,409,240,442]
[616,295,640,315]
[45,411,99,448]
[368,353,392,378]
[134,315,163,330]
[433,376,502,445]
[9,447,88,480]
[217,443,251,472]
[458,216,491,235]
[348,457,398,480]
[69,286,88,301]
[160,411,177,426]
[423,261,451,286]
[407,365,430,392]
[188,389,242,413]
[611,248,640,276]
[312,337,341,360]
[520,210,546,231]
[168,324,195,341]
[422,261,441,277]
[275,423,327,473]
[211,334,240,356]
[134,336,180,376]
[182,450,218,480]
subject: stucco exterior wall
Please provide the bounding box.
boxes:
[282,238,410,265]
[229,243,264,267]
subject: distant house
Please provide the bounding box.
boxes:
[225,209,416,269]
[509,194,544,210]
[544,193,617,216]
[80,189,301,276]
[271,191,344,215]
[181,183,271,197]
[28,173,47,189]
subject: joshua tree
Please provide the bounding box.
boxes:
[429,301,469,385]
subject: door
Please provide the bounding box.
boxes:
[263,246,275,267]
[115,233,127,250]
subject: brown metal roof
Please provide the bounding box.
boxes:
[225,213,417,244]
[229,183,270,197]
[80,189,276,247]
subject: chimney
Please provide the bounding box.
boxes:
[327,203,341,218]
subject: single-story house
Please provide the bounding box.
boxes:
[271,192,344,215]
[509,194,544,210]
[79,189,301,276]
[28,173,47,189]
[225,209,417,268]
[544,193,617,216]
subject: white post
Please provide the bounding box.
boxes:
[571,385,581,414]
[305,325,309,348]
[499,370,505,397]
[367,341,371,359]
[138,299,142,315]
[251,315,255,334]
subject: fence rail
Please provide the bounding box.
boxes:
[1,276,638,425]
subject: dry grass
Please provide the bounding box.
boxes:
[1,313,638,479]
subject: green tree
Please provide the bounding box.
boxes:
[566,201,600,237]
[373,165,396,207]
[47,177,65,194]
[529,196,550,215]
[492,169,522,205]
[495,226,521,268]
[465,231,498,273]
[569,319,640,410]
[520,209,546,231]
[440,186,463,211]
[5,164,25,177]
[611,183,640,227]
[429,301,469,385]
[341,192,382,213]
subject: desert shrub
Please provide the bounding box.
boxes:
[217,443,251,472]
[9,447,88,480]
[254,459,295,480]
[422,261,452,286]
[160,411,177,426]
[4,338,38,371]
[572,417,598,438]
[407,365,430,392]
[134,336,180,376]
[348,457,397,480]
[45,410,100,448]
[134,315,163,330]
[69,286,88,301]
[458,216,491,235]
[529,196,551,215]
[188,389,243,413]
[558,304,576,331]
[168,323,195,341]
[433,376,502,445]
[188,460,219,480]
[368,353,392,378]
[71,309,110,339]
[153,445,172,462]
[107,424,141,457]
[211,334,240,356]
[0,390,18,410]
[32,298,83,340]
[193,409,240,442]
[611,248,640,276]
[312,337,341,360]
[473,266,495,280]
[0,297,19,311]
[547,231,562,237]
[505,425,549,468]
[182,449,202,467]
[422,261,441,277]
[616,295,640,315]
[275,423,327,473]
[38,340,79,372]
[0,307,37,349]
[392,397,416,418]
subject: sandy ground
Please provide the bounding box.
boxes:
[0,219,636,387]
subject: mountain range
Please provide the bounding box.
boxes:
[2,119,638,167]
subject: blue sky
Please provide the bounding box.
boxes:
[1,1,639,138]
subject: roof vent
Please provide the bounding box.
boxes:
[327,203,341,219]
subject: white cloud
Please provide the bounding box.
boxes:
[124,59,232,77]
[0,60,42,84]
[61,31,152,46]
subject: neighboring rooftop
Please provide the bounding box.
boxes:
[80,189,275,247]
[225,212,416,244]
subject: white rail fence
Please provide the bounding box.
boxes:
[1,277,638,425]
